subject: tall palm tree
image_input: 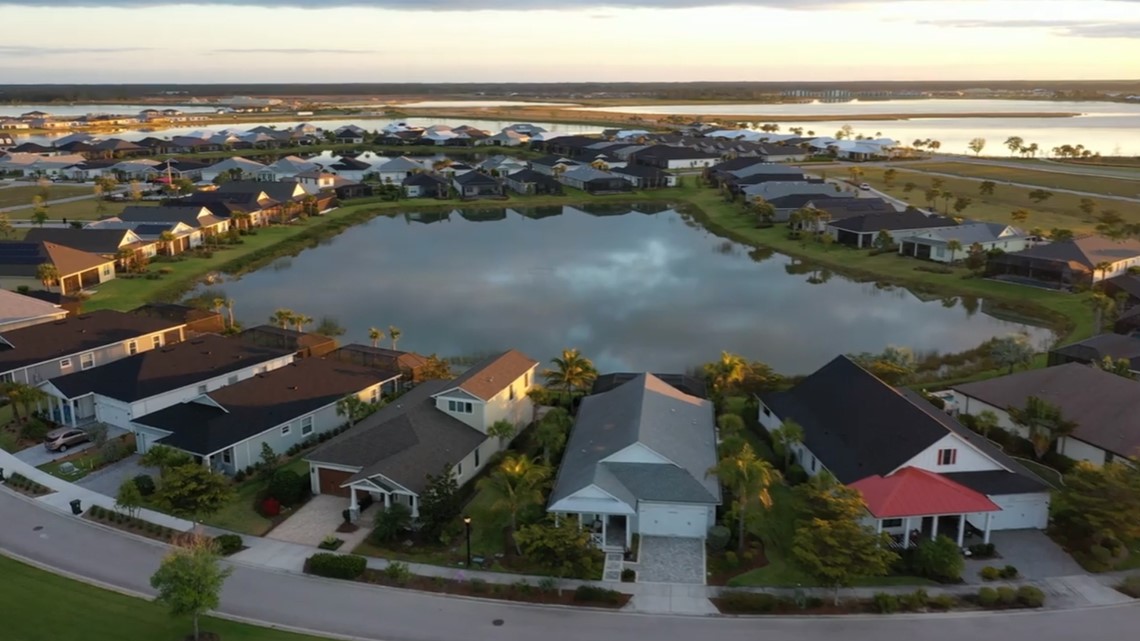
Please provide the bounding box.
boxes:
[388,325,402,349]
[708,442,781,552]
[541,348,598,403]
[158,230,177,255]
[368,327,384,348]
[703,351,748,403]
[476,455,551,554]
[232,210,252,231]
[535,407,572,465]
[2,382,47,424]
[1094,261,1114,282]
[771,419,805,470]
[211,298,226,323]
[1008,396,1078,460]
[225,299,236,329]
[269,308,295,330]
[946,239,963,264]
[293,314,313,332]
[36,263,59,292]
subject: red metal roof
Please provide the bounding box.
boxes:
[850,466,1001,518]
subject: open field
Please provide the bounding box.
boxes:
[0,554,332,641]
[836,165,1140,232]
[907,162,1140,198]
[0,184,90,208]
[36,199,145,222]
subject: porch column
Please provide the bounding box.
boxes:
[931,515,939,540]
[957,514,967,547]
[601,517,607,547]
[69,400,78,427]
[902,518,911,548]
[625,515,632,549]
[350,485,358,512]
[56,396,66,424]
[554,513,560,527]
[382,492,390,508]
[203,454,211,469]
[983,512,992,544]
[876,519,883,534]
[577,513,584,528]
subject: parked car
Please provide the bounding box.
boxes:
[44,427,89,453]
[859,183,871,191]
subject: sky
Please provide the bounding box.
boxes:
[2,0,1140,83]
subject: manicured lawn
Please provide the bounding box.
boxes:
[0,555,332,641]
[0,184,90,208]
[911,162,1140,198]
[201,457,308,536]
[35,198,143,221]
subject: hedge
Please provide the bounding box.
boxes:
[572,585,623,605]
[307,553,367,580]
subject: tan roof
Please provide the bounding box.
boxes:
[447,349,538,401]
[42,242,112,275]
[0,289,66,327]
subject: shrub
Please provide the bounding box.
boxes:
[233,469,246,483]
[621,568,636,582]
[1090,545,1113,565]
[871,592,899,613]
[371,503,412,544]
[977,587,999,607]
[913,536,964,582]
[1016,585,1045,608]
[718,592,780,613]
[260,497,281,517]
[900,589,928,611]
[929,594,956,610]
[573,585,622,605]
[537,576,558,593]
[268,469,308,507]
[468,578,487,594]
[1116,576,1140,598]
[1000,565,1019,580]
[132,474,156,496]
[980,566,1000,581]
[382,561,411,585]
[741,549,755,562]
[784,463,808,485]
[996,586,1017,606]
[724,551,739,568]
[968,543,996,559]
[214,534,243,555]
[307,553,366,580]
[19,418,51,441]
[707,525,731,552]
[512,579,532,595]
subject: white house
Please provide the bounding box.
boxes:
[42,335,295,432]
[547,374,721,549]
[201,157,267,183]
[899,222,1032,263]
[758,356,1053,545]
[132,358,398,474]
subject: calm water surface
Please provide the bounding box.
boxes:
[194,206,1051,374]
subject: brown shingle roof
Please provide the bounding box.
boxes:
[0,309,183,373]
[42,242,113,275]
[445,349,538,401]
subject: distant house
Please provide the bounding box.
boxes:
[402,172,450,199]
[129,303,225,336]
[0,289,69,332]
[899,223,1032,263]
[987,236,1140,289]
[631,145,721,170]
[374,156,427,185]
[1047,333,1140,374]
[741,181,837,204]
[0,241,116,296]
[559,166,631,194]
[756,142,809,162]
[529,155,580,176]
[610,165,676,189]
[239,325,339,359]
[24,228,157,266]
[331,344,431,384]
[452,171,503,199]
[1103,273,1140,309]
[827,211,956,248]
[201,157,267,183]
[119,205,229,242]
[504,168,563,195]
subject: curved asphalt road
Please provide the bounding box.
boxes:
[2,490,1138,641]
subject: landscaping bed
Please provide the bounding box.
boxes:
[3,472,54,497]
[84,504,184,543]
[714,585,1045,615]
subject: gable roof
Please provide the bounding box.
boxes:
[953,362,1140,458]
[506,168,560,184]
[1002,235,1140,270]
[909,222,1026,246]
[0,241,111,277]
[402,172,449,187]
[453,171,500,187]
[851,466,1000,518]
[561,166,617,183]
[0,289,67,328]
[376,156,426,173]
[216,180,305,203]
[49,334,291,401]
[633,145,720,161]
[24,228,137,255]
[1050,333,1140,369]
[549,373,720,507]
[829,210,955,233]
[135,358,394,456]
[119,206,223,229]
[0,310,180,373]
[437,349,537,401]
[306,379,487,494]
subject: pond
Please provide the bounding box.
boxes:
[193,205,1053,375]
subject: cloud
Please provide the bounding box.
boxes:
[210,47,380,54]
[921,19,1140,38]
[0,45,152,55]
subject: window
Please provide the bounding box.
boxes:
[524,372,530,388]
[474,448,480,468]
[102,265,111,277]
[153,336,162,349]
[127,341,138,355]
[227,375,238,385]
[80,353,94,370]
[222,448,232,464]
[811,456,817,472]
[937,448,958,466]
[281,424,291,436]
[455,461,463,476]
[301,416,313,436]
[370,387,380,403]
[881,518,903,528]
[59,358,72,370]
[762,407,771,417]
[508,385,515,401]
[447,400,473,414]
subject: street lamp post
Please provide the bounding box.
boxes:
[463,516,472,568]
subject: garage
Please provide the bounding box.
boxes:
[987,492,1050,530]
[314,466,354,497]
[637,502,710,538]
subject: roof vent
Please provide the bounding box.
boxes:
[289,385,298,390]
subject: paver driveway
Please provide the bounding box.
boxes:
[633,536,706,584]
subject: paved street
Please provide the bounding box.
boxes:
[2,489,1139,641]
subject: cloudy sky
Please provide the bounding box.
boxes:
[3,0,1139,82]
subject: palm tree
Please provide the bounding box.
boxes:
[476,455,551,554]
[225,299,236,329]
[703,351,748,404]
[1,381,47,423]
[293,314,313,332]
[211,298,226,323]
[1008,396,1078,459]
[1090,290,1116,330]
[232,210,252,231]
[388,325,402,349]
[946,239,963,264]
[36,263,60,292]
[158,230,177,256]
[269,308,295,330]
[335,394,369,428]
[771,419,804,470]
[368,327,384,348]
[1010,209,1030,225]
[542,348,598,403]
[1094,261,1114,282]
[535,407,572,465]
[708,442,781,552]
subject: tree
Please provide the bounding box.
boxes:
[515,517,598,580]
[873,229,894,250]
[314,316,345,337]
[1051,228,1075,242]
[0,213,12,239]
[371,503,412,543]
[535,407,572,465]
[973,410,1000,438]
[139,445,194,476]
[703,351,748,405]
[989,332,1035,374]
[225,299,236,330]
[419,354,453,380]
[477,454,550,554]
[1027,189,1053,204]
[946,238,963,263]
[1,380,46,424]
[882,168,897,188]
[418,463,460,543]
[793,517,895,604]
[336,394,369,428]
[978,180,996,196]
[155,464,235,518]
[952,196,972,216]
[1010,209,1030,225]
[751,196,776,225]
[1078,198,1097,219]
[269,308,294,329]
[1093,261,1115,283]
[487,418,517,446]
[708,441,781,552]
[542,348,598,403]
[1008,395,1077,460]
[850,346,915,385]
[771,419,804,470]
[923,188,940,208]
[150,535,233,641]
[902,181,917,193]
[388,325,402,349]
[1004,136,1024,156]
[1096,355,1135,379]
[158,230,176,255]
[717,413,746,438]
[211,297,226,324]
[368,326,384,348]
[965,241,988,273]
[1053,461,1140,546]
[292,313,313,332]
[36,262,59,291]
[115,477,144,518]
[912,535,965,582]
[1090,290,1116,330]
[967,137,986,156]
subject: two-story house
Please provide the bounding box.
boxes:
[305,349,538,519]
[41,335,295,435]
[758,356,1051,548]
[0,310,185,398]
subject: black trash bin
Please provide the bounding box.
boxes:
[70,499,82,515]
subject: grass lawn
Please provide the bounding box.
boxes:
[837,165,1140,232]
[0,184,90,209]
[201,457,308,536]
[0,554,332,641]
[908,162,1140,199]
[38,198,144,221]
[38,437,136,481]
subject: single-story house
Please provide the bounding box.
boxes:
[0,288,69,332]
[330,344,431,384]
[631,145,721,170]
[43,334,294,430]
[741,180,838,204]
[504,169,563,195]
[132,358,397,474]
[951,362,1140,465]
[119,205,229,240]
[452,171,503,199]
[559,166,632,194]
[374,156,427,185]
[610,165,676,189]
[899,222,1032,263]
[765,193,838,222]
[24,228,158,267]
[306,349,538,518]
[402,172,451,199]
[757,142,809,162]
[129,303,226,336]
[239,325,339,359]
[200,157,268,183]
[1047,333,1140,374]
[548,374,720,549]
[529,155,580,176]
[986,235,1140,289]
[759,356,1052,543]
[1103,273,1140,309]
[827,211,958,248]
[1117,305,1140,335]
[0,241,116,296]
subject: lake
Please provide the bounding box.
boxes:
[192,205,1052,375]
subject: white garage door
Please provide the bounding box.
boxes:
[638,503,708,538]
[987,493,1050,530]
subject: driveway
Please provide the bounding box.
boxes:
[963,529,1085,583]
[267,494,370,550]
[630,536,706,584]
[75,454,160,496]
[13,439,96,467]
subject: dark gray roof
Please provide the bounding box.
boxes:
[1003,235,1140,271]
[1051,333,1140,369]
[829,210,955,233]
[0,310,181,374]
[216,180,304,203]
[634,145,720,160]
[119,206,224,229]
[549,373,720,507]
[453,171,500,187]
[305,379,486,494]
[1107,274,1140,300]
[48,335,291,401]
[24,228,134,255]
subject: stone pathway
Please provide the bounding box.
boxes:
[603,552,624,581]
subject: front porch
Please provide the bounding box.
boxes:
[345,476,419,521]
[875,511,994,550]
[555,511,631,552]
